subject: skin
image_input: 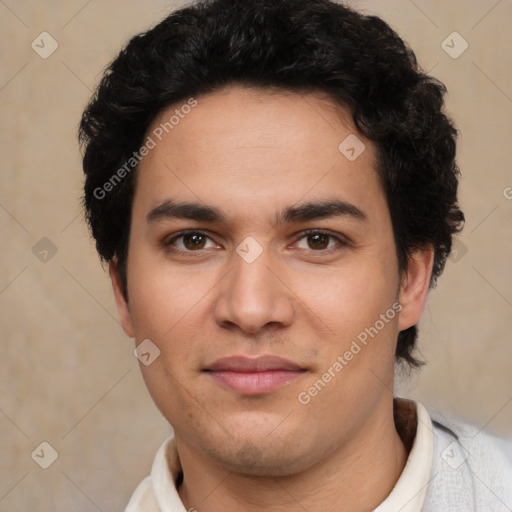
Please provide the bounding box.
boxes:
[110,84,433,511]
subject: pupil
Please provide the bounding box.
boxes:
[186,233,204,249]
[309,234,328,249]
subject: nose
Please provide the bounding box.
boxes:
[213,245,295,334]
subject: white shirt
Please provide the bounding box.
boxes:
[125,400,434,512]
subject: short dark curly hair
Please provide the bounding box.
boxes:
[79,0,464,367]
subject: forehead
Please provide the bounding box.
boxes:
[133,84,385,224]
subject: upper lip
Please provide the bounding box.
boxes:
[205,355,304,372]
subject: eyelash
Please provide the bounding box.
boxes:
[162,229,349,256]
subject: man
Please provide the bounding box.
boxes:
[79,0,512,510]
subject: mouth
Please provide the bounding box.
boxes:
[203,355,308,395]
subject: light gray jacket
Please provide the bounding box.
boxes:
[424,413,512,511]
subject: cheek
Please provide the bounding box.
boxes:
[129,266,209,416]
[294,259,398,340]
[126,254,218,384]
[126,250,209,338]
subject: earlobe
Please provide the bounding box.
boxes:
[397,246,435,332]
[109,259,135,338]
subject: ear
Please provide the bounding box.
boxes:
[109,259,135,338]
[397,246,435,331]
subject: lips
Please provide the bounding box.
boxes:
[204,355,307,395]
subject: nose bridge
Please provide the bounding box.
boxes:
[230,240,277,306]
[214,239,294,332]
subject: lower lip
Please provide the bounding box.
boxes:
[208,370,305,395]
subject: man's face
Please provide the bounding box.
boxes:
[112,84,428,476]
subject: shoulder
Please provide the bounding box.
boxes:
[432,412,512,471]
[425,408,512,511]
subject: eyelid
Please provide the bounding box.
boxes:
[294,228,350,244]
[163,229,220,250]
[290,229,350,253]
[163,228,350,254]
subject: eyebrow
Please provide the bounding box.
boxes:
[146,198,367,226]
[276,199,366,224]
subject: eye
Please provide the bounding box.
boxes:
[164,231,219,252]
[294,230,346,251]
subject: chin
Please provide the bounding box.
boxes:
[204,434,321,477]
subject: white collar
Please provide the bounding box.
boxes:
[374,399,434,511]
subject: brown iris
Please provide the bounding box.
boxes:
[308,233,329,250]
[183,233,207,250]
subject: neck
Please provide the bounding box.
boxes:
[177,397,409,512]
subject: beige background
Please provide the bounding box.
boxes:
[0,0,511,510]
